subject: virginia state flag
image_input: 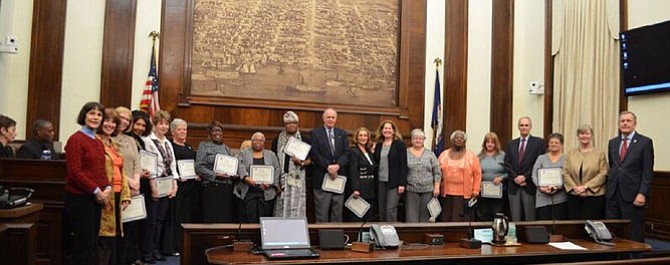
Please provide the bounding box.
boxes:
[431,69,444,156]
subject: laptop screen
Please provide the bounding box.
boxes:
[260,217,311,250]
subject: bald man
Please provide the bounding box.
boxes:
[17,119,57,159]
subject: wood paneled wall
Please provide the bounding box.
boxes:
[160,0,428,148]
[26,0,67,140]
[647,171,670,241]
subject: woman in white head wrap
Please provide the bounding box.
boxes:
[272,111,312,217]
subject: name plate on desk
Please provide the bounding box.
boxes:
[538,168,563,186]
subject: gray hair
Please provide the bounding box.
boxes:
[410,128,425,139]
[449,130,467,142]
[322,108,337,119]
[170,118,188,131]
[283,111,299,123]
[251,131,265,141]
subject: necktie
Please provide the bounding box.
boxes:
[518,138,526,166]
[328,129,335,155]
[619,137,628,162]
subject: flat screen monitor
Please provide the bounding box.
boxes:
[620,20,670,96]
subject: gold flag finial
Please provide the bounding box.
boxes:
[149,30,160,42]
[434,57,442,68]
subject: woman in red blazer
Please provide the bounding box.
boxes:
[64,102,111,265]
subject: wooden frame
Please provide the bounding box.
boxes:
[161,0,425,118]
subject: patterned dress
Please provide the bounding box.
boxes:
[272,130,308,217]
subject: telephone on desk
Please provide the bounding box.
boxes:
[585,220,614,246]
[0,185,34,209]
[370,224,400,248]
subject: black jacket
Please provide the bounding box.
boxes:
[373,140,408,189]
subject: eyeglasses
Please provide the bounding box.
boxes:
[210,128,222,133]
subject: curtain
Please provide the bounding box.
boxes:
[552,0,620,151]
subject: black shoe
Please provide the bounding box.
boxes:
[140,257,155,264]
[153,253,167,261]
[133,259,146,265]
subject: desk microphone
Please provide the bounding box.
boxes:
[351,213,377,253]
[232,222,253,252]
[460,198,481,249]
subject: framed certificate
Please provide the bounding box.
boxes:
[140,150,158,176]
[538,168,563,186]
[321,174,347,194]
[284,137,311,161]
[427,197,442,219]
[345,194,370,218]
[481,181,503,199]
[177,159,196,180]
[250,165,274,185]
[122,194,147,223]
[214,154,238,175]
[156,177,173,198]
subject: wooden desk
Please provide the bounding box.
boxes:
[0,203,42,265]
[205,238,650,265]
[183,220,635,265]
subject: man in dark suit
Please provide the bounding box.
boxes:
[310,108,350,222]
[606,111,654,243]
[504,116,546,221]
[17,119,57,159]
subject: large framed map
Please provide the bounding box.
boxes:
[189,0,400,108]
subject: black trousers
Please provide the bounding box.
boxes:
[476,197,506,221]
[606,189,645,242]
[567,194,605,220]
[172,180,201,252]
[202,182,234,223]
[241,190,275,223]
[141,195,168,259]
[119,219,141,264]
[536,202,568,221]
[65,192,101,265]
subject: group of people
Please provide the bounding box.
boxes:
[0,104,654,265]
[0,115,57,159]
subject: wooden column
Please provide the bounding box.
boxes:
[99,0,138,108]
[26,0,67,140]
[443,0,468,148]
[490,0,515,144]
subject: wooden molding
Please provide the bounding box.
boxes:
[27,0,67,140]
[99,0,138,108]
[544,0,553,138]
[490,0,515,145]
[618,0,628,112]
[443,0,468,148]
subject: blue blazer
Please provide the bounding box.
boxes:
[606,132,654,203]
[309,126,350,190]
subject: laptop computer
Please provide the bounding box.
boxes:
[260,217,320,260]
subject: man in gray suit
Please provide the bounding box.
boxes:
[606,111,654,242]
[504,117,546,221]
[310,108,350,222]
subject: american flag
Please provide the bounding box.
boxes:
[139,46,160,120]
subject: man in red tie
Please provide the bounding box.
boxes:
[504,117,546,221]
[606,111,654,242]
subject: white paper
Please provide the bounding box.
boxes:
[548,242,587,250]
[156,177,173,198]
[345,194,370,218]
[284,137,311,161]
[538,168,563,186]
[214,154,238,175]
[250,165,274,184]
[427,197,442,219]
[481,181,503,199]
[474,228,493,243]
[177,159,196,180]
[321,174,346,194]
[122,194,147,223]
[140,150,158,176]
